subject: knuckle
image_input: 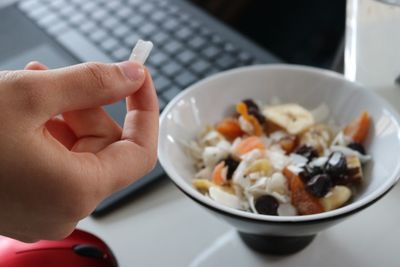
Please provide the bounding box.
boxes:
[1,71,47,113]
[83,63,118,99]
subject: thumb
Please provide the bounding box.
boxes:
[9,61,145,121]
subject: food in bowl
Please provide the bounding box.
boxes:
[187,99,371,216]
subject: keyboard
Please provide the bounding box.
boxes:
[16,0,280,216]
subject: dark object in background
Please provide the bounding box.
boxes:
[191,0,255,22]
[191,0,346,68]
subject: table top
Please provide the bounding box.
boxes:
[79,1,400,266]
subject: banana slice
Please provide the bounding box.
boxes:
[320,186,352,211]
[263,104,314,135]
[244,158,273,176]
[193,179,214,194]
[346,155,363,183]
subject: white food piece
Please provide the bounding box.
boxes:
[320,186,352,211]
[238,115,254,134]
[247,177,268,195]
[270,192,290,203]
[269,131,288,143]
[300,124,332,154]
[202,146,229,167]
[209,186,243,210]
[230,137,242,153]
[233,150,263,188]
[289,153,308,165]
[263,104,315,134]
[248,195,258,214]
[278,203,298,216]
[129,40,153,64]
[287,164,304,175]
[216,139,231,152]
[310,156,328,168]
[267,172,289,195]
[201,130,224,146]
[240,148,264,162]
[266,146,289,171]
[331,131,348,146]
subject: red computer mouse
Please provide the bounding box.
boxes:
[0,229,118,267]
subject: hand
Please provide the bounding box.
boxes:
[0,61,158,242]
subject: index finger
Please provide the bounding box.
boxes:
[95,71,159,193]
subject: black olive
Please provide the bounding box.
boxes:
[294,145,319,162]
[248,108,266,124]
[324,152,347,177]
[255,195,279,215]
[347,142,366,155]
[332,174,351,186]
[299,165,323,183]
[243,99,260,111]
[223,156,240,180]
[306,174,333,197]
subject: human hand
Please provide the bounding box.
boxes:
[0,61,158,242]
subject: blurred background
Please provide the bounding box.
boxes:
[191,0,346,68]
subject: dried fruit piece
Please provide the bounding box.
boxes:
[279,135,297,154]
[343,111,370,143]
[265,120,284,135]
[236,102,263,136]
[216,118,244,141]
[243,99,266,124]
[282,166,297,184]
[306,174,333,197]
[255,195,279,215]
[294,145,319,162]
[234,136,265,156]
[263,104,314,135]
[212,162,226,186]
[193,179,214,194]
[347,142,366,155]
[300,124,332,155]
[290,174,324,215]
[320,186,352,211]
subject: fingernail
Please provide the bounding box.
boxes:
[118,61,145,81]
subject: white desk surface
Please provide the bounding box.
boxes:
[78,1,400,266]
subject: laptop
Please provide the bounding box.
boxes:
[0,0,281,216]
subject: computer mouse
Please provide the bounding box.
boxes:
[0,229,118,267]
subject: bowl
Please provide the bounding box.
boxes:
[158,64,400,255]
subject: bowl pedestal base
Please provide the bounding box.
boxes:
[238,232,316,255]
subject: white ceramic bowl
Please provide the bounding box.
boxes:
[158,64,400,254]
